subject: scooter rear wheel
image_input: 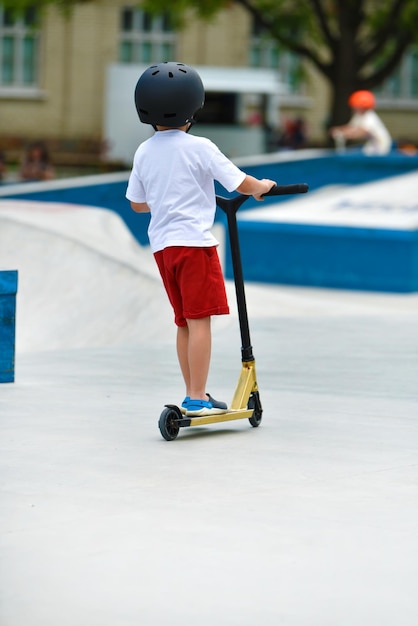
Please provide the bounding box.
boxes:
[159,407,180,441]
[248,391,263,427]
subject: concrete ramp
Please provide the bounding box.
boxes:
[0,200,174,352]
[3,199,418,354]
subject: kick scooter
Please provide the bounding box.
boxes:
[158,183,309,440]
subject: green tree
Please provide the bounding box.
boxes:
[4,0,418,127]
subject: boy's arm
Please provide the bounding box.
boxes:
[330,121,369,140]
[131,201,150,213]
[236,175,276,201]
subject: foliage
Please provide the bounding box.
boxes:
[1,0,91,8]
[143,1,417,81]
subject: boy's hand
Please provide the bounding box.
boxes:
[253,179,276,201]
[236,175,276,200]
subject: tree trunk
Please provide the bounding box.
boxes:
[326,3,360,128]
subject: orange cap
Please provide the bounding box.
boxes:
[348,90,375,109]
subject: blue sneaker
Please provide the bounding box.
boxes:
[180,396,190,415]
[185,394,227,417]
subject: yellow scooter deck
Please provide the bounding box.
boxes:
[187,408,254,427]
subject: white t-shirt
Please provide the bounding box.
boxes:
[349,110,392,155]
[126,130,246,252]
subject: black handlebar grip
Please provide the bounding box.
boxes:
[263,183,309,196]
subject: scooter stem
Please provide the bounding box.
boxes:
[216,194,254,361]
[216,184,308,362]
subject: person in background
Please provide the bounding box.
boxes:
[19,141,55,181]
[275,116,308,151]
[329,90,392,155]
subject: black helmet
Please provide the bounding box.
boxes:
[134,62,205,127]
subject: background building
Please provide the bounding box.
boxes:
[0,1,417,169]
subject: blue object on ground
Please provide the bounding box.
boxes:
[0,270,18,383]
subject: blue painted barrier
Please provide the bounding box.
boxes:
[1,151,418,246]
[226,222,418,293]
[0,172,152,246]
[0,270,18,383]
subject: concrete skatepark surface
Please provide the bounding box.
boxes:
[1,197,417,625]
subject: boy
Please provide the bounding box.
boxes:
[126,62,275,417]
[329,90,392,155]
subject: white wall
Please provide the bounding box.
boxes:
[104,64,283,164]
[104,65,153,165]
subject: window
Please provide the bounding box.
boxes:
[196,93,237,125]
[249,21,303,94]
[376,48,418,100]
[119,8,176,64]
[0,5,39,88]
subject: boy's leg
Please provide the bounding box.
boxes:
[176,324,190,396]
[185,316,211,400]
[176,318,211,398]
[155,247,228,412]
[183,316,227,417]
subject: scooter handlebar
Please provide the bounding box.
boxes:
[216,183,308,214]
[262,183,309,197]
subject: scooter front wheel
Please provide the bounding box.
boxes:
[158,406,181,441]
[248,391,263,427]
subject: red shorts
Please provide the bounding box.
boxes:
[154,246,230,327]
